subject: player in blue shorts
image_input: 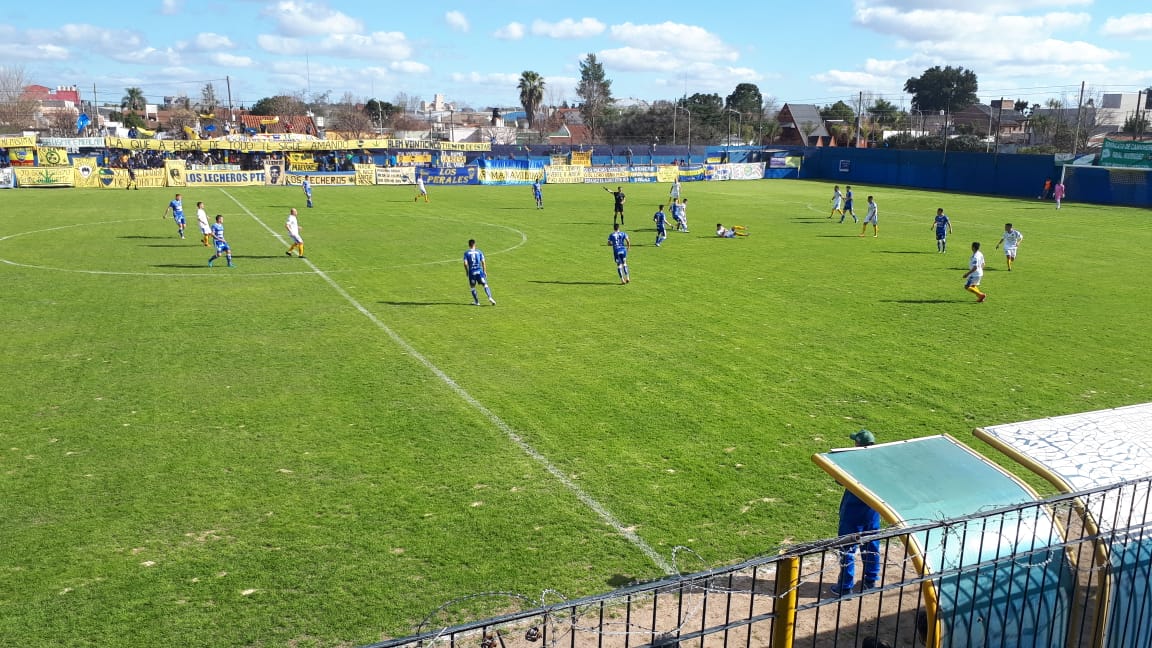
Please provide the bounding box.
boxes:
[463,239,495,305]
[533,178,543,209]
[931,208,952,253]
[841,186,858,224]
[302,175,313,208]
[653,205,669,247]
[163,192,186,239]
[208,214,234,267]
[608,222,630,284]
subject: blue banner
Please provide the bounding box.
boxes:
[420,167,479,185]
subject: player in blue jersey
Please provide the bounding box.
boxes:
[670,199,686,232]
[208,214,234,267]
[533,178,543,209]
[163,193,186,239]
[302,175,313,208]
[653,205,669,247]
[931,208,952,253]
[608,223,630,284]
[840,186,858,224]
[463,239,495,305]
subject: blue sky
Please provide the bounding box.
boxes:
[3,0,1151,112]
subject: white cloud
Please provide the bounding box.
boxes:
[265,0,362,37]
[210,53,254,67]
[451,71,522,86]
[866,0,1090,9]
[1101,13,1152,39]
[609,22,736,62]
[0,42,69,61]
[257,31,412,61]
[493,22,525,40]
[390,60,430,75]
[598,47,682,73]
[160,0,183,15]
[445,11,469,33]
[189,33,235,51]
[531,18,605,39]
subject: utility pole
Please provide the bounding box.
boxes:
[1071,81,1086,157]
[855,91,863,147]
[225,75,234,133]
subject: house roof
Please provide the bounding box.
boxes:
[779,104,829,138]
[238,114,317,135]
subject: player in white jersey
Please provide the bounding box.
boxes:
[859,196,879,237]
[285,208,304,258]
[830,185,844,219]
[994,223,1023,271]
[963,241,987,302]
[196,202,212,247]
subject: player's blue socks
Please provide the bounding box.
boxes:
[471,288,479,304]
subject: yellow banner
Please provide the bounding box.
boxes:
[96,136,490,153]
[15,166,74,187]
[284,173,355,186]
[355,164,376,186]
[397,152,432,166]
[544,165,586,184]
[570,151,592,167]
[38,147,70,167]
[165,160,187,187]
[656,165,680,183]
[135,168,166,188]
[0,136,36,148]
[479,168,543,183]
[73,158,100,188]
[287,152,317,171]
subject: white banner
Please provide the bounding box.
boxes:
[375,166,417,185]
[0,168,14,189]
[38,137,107,152]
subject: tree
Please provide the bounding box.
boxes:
[250,95,306,116]
[121,87,147,114]
[821,100,856,122]
[576,53,613,143]
[166,107,198,136]
[363,99,398,129]
[46,108,79,137]
[867,98,899,127]
[200,83,218,114]
[517,71,545,130]
[725,83,763,115]
[0,65,38,131]
[904,65,979,113]
[1122,113,1149,135]
[330,91,372,135]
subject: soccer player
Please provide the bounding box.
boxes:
[302,175,314,208]
[463,239,496,305]
[608,222,631,284]
[414,174,428,203]
[208,215,234,268]
[1053,182,1065,209]
[125,166,138,190]
[841,185,858,223]
[653,205,669,247]
[859,196,879,237]
[605,185,626,226]
[830,185,844,219]
[680,198,689,232]
[669,179,681,202]
[670,199,686,232]
[716,223,748,238]
[163,193,186,239]
[285,208,305,258]
[995,223,1023,271]
[931,208,952,253]
[963,241,986,302]
[533,178,543,209]
[196,201,212,247]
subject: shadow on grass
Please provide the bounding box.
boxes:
[235,255,297,259]
[142,243,188,248]
[118,235,168,240]
[816,234,861,238]
[152,263,211,269]
[876,250,933,254]
[528,280,613,286]
[881,298,965,304]
[380,300,476,307]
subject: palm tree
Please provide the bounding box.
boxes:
[121,87,146,115]
[518,71,545,130]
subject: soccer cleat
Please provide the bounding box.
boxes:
[977,294,987,303]
[227,263,235,268]
[208,259,214,267]
[489,298,496,305]
[299,256,306,259]
[286,251,292,256]
[473,301,480,306]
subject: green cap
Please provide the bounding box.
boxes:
[850,429,876,446]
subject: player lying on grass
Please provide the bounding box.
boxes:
[716,223,748,238]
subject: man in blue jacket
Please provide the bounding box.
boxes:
[831,429,882,596]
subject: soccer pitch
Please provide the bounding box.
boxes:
[2,180,1150,646]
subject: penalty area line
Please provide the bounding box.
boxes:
[219,189,674,575]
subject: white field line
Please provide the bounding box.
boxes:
[220,189,674,575]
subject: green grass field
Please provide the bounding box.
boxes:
[2,178,1151,647]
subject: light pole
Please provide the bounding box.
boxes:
[674,105,691,162]
[448,108,454,143]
